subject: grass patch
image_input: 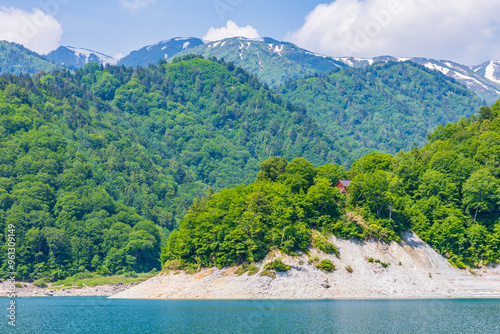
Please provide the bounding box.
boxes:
[313,235,340,258]
[259,269,276,279]
[51,272,156,288]
[235,264,259,276]
[368,258,389,268]
[308,256,320,265]
[164,259,183,270]
[34,278,47,288]
[316,259,336,273]
[265,258,291,272]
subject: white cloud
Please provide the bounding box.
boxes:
[203,20,260,41]
[0,7,62,54]
[286,0,500,65]
[119,0,155,12]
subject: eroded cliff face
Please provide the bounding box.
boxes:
[111,232,500,300]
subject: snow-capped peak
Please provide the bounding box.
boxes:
[66,46,118,65]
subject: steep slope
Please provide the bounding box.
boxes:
[119,38,204,67]
[280,61,483,159]
[0,57,344,281]
[0,41,58,74]
[174,37,345,87]
[334,56,500,105]
[45,46,118,67]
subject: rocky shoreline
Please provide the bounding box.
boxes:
[111,232,500,300]
[3,232,498,300]
[0,281,136,297]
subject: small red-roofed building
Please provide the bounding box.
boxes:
[336,180,351,195]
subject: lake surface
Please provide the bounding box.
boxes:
[2,297,500,333]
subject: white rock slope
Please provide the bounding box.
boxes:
[111,232,500,299]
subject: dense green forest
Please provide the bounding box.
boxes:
[280,61,483,159]
[0,56,344,280]
[0,55,496,282]
[165,101,500,269]
[0,41,58,75]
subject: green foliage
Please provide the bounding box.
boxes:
[316,259,335,272]
[0,41,58,75]
[51,271,155,287]
[33,278,47,288]
[281,61,482,161]
[264,259,291,272]
[162,158,345,268]
[235,263,259,276]
[368,258,390,268]
[313,235,340,258]
[345,265,353,273]
[259,269,276,279]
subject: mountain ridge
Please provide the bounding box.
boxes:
[2,37,499,104]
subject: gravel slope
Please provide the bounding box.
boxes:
[111,232,500,300]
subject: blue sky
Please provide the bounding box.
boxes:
[0,0,326,57]
[1,0,500,65]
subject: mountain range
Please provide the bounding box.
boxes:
[1,37,499,104]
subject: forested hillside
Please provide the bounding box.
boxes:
[281,61,483,159]
[0,41,58,75]
[164,102,500,270]
[0,56,343,281]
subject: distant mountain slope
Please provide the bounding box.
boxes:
[174,37,345,87]
[118,37,204,67]
[45,46,118,67]
[280,61,483,159]
[334,56,500,105]
[0,41,58,74]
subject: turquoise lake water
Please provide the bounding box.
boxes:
[2,297,500,333]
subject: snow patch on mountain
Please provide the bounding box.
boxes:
[67,47,118,65]
[424,62,450,75]
[274,44,283,57]
[485,61,500,84]
[450,71,489,90]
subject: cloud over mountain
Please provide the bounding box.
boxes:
[0,7,62,54]
[286,0,500,65]
[203,20,260,41]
